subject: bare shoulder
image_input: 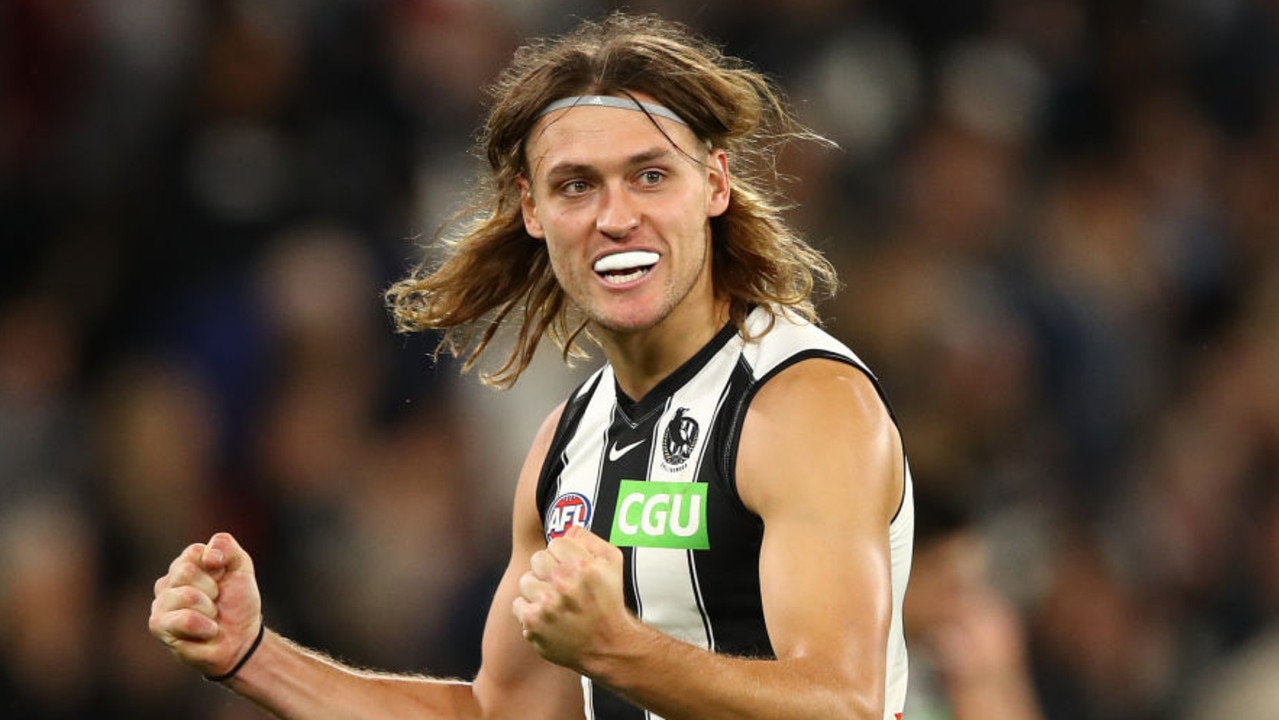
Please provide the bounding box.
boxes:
[737,358,902,522]
[528,401,568,465]
[744,358,894,449]
[754,358,887,417]
[512,400,568,519]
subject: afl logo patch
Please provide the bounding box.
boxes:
[662,407,700,469]
[545,492,593,541]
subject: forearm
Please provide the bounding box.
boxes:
[584,623,881,720]
[224,630,481,720]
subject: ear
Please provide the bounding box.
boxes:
[706,148,731,218]
[518,176,545,239]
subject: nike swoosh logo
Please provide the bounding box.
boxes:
[608,438,646,462]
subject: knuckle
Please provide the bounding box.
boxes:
[174,544,202,568]
[176,608,211,636]
[174,585,206,609]
[169,562,193,584]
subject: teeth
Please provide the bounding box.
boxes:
[603,269,647,285]
[593,251,659,274]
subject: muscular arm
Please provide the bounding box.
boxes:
[150,407,583,720]
[515,359,904,720]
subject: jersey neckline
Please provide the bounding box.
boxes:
[613,316,742,423]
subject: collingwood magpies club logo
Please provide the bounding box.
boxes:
[661,407,700,469]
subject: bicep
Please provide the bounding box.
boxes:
[471,405,585,720]
[739,361,902,682]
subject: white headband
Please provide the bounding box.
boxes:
[537,95,689,127]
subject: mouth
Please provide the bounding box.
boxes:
[593,250,659,285]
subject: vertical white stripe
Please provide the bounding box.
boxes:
[553,368,614,533]
[557,369,613,719]
[580,676,594,720]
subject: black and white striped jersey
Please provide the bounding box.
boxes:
[535,306,914,720]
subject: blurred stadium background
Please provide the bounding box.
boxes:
[2,0,1278,717]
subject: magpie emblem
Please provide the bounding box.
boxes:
[662,407,699,468]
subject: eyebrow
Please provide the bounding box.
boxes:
[542,147,680,184]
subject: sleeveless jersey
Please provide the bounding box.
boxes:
[535,307,914,720]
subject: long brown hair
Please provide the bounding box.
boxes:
[386,12,837,387]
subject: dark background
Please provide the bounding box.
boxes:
[2,0,1278,717]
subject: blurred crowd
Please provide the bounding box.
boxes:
[2,0,1277,718]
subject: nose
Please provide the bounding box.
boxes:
[596,185,639,239]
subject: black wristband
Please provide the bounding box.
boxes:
[206,618,265,683]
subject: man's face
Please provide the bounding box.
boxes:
[519,96,731,336]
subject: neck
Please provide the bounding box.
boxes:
[599,299,731,402]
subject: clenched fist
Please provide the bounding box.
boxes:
[512,526,638,673]
[149,532,263,680]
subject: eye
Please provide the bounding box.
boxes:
[637,169,666,187]
[559,179,591,196]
